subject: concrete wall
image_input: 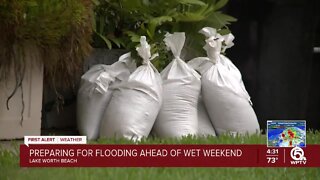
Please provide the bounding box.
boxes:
[0,44,43,139]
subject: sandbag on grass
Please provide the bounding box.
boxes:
[153,32,201,138]
[190,27,260,135]
[100,36,162,141]
[187,60,216,137]
[77,53,135,140]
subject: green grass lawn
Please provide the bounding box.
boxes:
[1,132,319,180]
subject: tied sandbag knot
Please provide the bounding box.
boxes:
[136,36,159,65]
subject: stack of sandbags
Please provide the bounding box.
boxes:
[77,53,136,140]
[100,36,162,141]
[153,32,201,138]
[189,27,260,135]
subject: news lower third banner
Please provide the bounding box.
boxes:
[20,143,320,167]
[20,120,316,167]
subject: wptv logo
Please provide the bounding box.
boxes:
[290,147,307,165]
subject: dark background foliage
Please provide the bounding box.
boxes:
[225,0,320,131]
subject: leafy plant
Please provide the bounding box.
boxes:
[93,0,236,70]
[0,0,94,106]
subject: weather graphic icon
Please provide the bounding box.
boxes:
[267,120,306,147]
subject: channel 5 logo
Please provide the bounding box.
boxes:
[290,147,307,165]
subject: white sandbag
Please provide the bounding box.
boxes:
[187,60,216,137]
[188,29,251,102]
[77,53,135,140]
[153,32,201,138]
[195,27,260,135]
[197,95,216,136]
[188,33,251,105]
[220,33,252,104]
[100,36,162,141]
[193,28,241,80]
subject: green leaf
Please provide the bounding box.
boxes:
[95,30,112,49]
[214,0,228,10]
[174,12,206,22]
[207,11,237,29]
[148,16,173,38]
[149,16,173,26]
[98,15,104,34]
[179,0,207,6]
[146,29,153,40]
[195,4,214,17]
[125,31,141,43]
[107,35,122,48]
[216,12,237,22]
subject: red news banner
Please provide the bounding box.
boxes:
[20,144,320,167]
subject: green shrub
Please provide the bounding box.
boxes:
[93,0,236,70]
